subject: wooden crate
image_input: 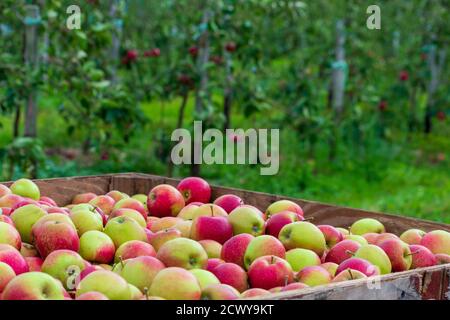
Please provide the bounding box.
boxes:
[3,173,449,300]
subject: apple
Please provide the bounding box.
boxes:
[114,240,156,263]
[149,267,201,300]
[320,262,339,277]
[409,245,437,269]
[420,230,450,255]
[157,238,208,269]
[206,258,225,272]
[2,272,65,300]
[177,177,211,204]
[32,213,76,237]
[296,266,332,287]
[190,214,233,244]
[128,284,144,300]
[247,255,294,290]
[0,213,14,227]
[76,291,109,300]
[0,184,11,198]
[221,234,254,268]
[76,270,132,300]
[46,207,70,215]
[244,235,286,269]
[79,231,115,264]
[119,256,165,292]
[332,269,367,282]
[70,209,103,235]
[109,208,147,228]
[336,227,350,236]
[374,233,399,246]
[344,234,368,246]
[435,254,450,265]
[41,250,87,288]
[213,194,243,213]
[189,269,220,290]
[20,243,38,257]
[89,195,115,215]
[212,262,248,292]
[149,216,182,232]
[378,239,412,272]
[318,225,344,248]
[147,184,185,217]
[198,240,222,259]
[25,257,43,272]
[269,286,283,293]
[149,228,182,252]
[39,197,57,207]
[350,218,385,235]
[79,265,103,281]
[0,221,21,250]
[241,288,270,298]
[228,206,265,236]
[33,220,80,258]
[265,200,304,219]
[0,194,23,209]
[281,282,309,292]
[400,229,426,245]
[354,244,392,274]
[324,239,361,264]
[278,222,326,256]
[336,257,379,276]
[266,211,299,238]
[286,248,321,272]
[104,216,147,248]
[72,192,97,204]
[177,203,200,220]
[113,198,147,220]
[10,178,40,200]
[131,194,147,204]
[70,203,97,212]
[362,233,380,244]
[201,283,240,300]
[191,204,228,219]
[106,190,129,203]
[10,204,47,243]
[0,262,16,293]
[173,219,192,237]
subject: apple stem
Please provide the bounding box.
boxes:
[271,255,275,264]
[345,250,355,256]
[119,256,125,268]
[348,269,354,280]
[405,251,420,257]
[143,287,149,300]
[284,275,289,286]
[210,205,214,217]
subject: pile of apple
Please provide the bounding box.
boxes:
[0,177,449,300]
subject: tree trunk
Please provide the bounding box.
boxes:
[13,106,21,138]
[223,50,233,131]
[168,91,189,177]
[109,0,122,84]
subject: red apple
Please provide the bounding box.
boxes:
[190,215,233,244]
[0,184,11,198]
[265,200,304,219]
[39,197,57,207]
[0,261,16,293]
[435,254,450,265]
[0,244,29,274]
[336,257,379,276]
[241,288,270,298]
[296,266,332,287]
[106,190,129,203]
[400,229,426,245]
[409,244,437,269]
[149,228,182,252]
[318,225,343,248]
[113,198,147,220]
[420,230,450,255]
[25,257,43,272]
[362,233,380,245]
[201,283,240,300]
[206,258,225,272]
[281,282,309,292]
[114,240,156,263]
[0,194,24,209]
[0,213,14,226]
[147,184,185,217]
[374,233,399,246]
[177,177,211,204]
[33,220,80,258]
[213,194,243,213]
[212,262,248,292]
[266,211,299,238]
[0,207,13,216]
[72,193,97,204]
[332,269,367,282]
[244,235,286,269]
[221,234,254,268]
[149,216,182,232]
[325,240,361,264]
[0,221,21,250]
[378,239,412,272]
[247,255,294,290]
[89,195,115,215]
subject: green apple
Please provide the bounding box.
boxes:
[76,270,132,300]
[320,262,339,277]
[350,218,385,235]
[189,269,220,290]
[70,203,96,212]
[420,230,450,255]
[243,235,286,269]
[128,284,144,300]
[286,248,321,272]
[227,206,265,236]
[79,231,115,264]
[0,261,16,293]
[119,256,165,292]
[41,249,87,290]
[332,269,367,282]
[198,240,222,259]
[2,272,65,300]
[104,216,147,248]
[296,266,332,287]
[10,179,40,200]
[201,283,240,300]
[156,238,208,269]
[149,267,201,300]
[11,204,47,243]
[70,209,103,235]
[32,213,76,235]
[400,229,426,245]
[0,221,22,250]
[278,222,326,256]
[109,208,147,228]
[131,194,147,205]
[336,227,350,236]
[355,244,392,274]
[344,234,368,246]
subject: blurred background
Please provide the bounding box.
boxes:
[0,0,449,222]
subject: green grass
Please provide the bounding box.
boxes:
[1,94,449,224]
